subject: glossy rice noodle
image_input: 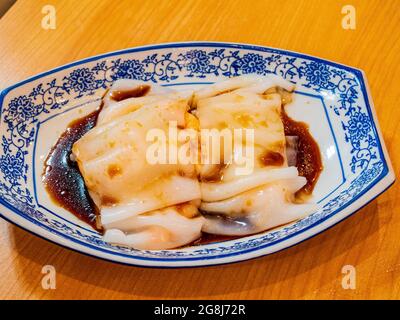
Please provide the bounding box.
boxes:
[72,80,203,250]
[194,75,316,235]
[72,75,317,250]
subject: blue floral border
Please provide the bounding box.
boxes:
[0,43,388,261]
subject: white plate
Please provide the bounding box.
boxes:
[0,42,394,267]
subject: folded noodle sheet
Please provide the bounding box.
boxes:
[195,75,316,236]
[72,80,203,249]
[72,76,317,250]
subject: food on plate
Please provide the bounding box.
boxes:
[43,75,322,250]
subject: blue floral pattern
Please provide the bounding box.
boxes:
[7,96,36,121]
[238,53,266,74]
[181,50,211,77]
[113,59,144,80]
[0,154,24,182]
[304,62,332,88]
[0,44,388,261]
[347,112,371,141]
[64,68,97,97]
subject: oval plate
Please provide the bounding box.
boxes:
[0,42,395,267]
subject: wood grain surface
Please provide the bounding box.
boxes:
[0,0,399,300]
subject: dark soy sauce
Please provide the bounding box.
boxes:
[43,109,101,231]
[269,86,323,196]
[192,233,241,246]
[109,85,150,101]
[260,150,285,167]
[281,107,323,196]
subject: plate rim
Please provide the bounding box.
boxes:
[0,41,367,97]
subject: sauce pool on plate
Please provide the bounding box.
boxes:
[43,109,101,231]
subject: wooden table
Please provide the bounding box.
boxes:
[0,0,399,300]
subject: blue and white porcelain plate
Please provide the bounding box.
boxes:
[0,42,395,267]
